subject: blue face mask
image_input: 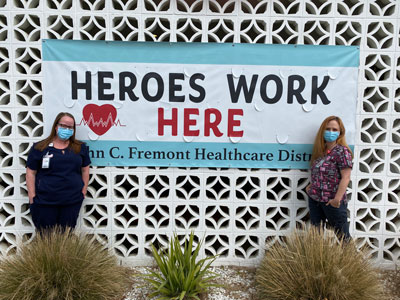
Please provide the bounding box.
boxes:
[57,127,74,140]
[324,130,339,142]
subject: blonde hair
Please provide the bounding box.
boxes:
[310,115,353,165]
[35,112,83,154]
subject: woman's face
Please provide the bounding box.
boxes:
[57,116,75,131]
[325,120,340,133]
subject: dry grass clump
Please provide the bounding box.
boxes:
[256,227,383,300]
[0,228,132,300]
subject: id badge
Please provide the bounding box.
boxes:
[42,157,50,168]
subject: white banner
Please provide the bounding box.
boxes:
[42,40,359,168]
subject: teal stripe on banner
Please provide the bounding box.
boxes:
[85,141,315,169]
[43,40,359,67]
[84,141,355,169]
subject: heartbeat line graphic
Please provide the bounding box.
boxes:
[78,112,126,127]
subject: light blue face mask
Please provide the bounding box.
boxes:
[57,127,74,140]
[324,130,339,142]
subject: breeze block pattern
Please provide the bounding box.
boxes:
[0,0,399,268]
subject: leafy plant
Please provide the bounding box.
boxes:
[256,227,383,300]
[144,232,219,300]
[0,227,132,300]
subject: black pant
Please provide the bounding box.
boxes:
[30,201,83,232]
[308,197,351,241]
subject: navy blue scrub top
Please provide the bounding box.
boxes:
[26,142,91,205]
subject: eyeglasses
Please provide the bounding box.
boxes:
[58,123,74,130]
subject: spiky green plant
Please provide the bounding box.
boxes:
[256,227,383,300]
[0,227,132,300]
[144,232,219,300]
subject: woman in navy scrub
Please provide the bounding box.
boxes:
[26,112,91,231]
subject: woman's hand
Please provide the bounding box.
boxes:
[328,168,351,208]
[326,198,341,208]
[81,166,90,197]
[306,184,311,194]
[26,167,37,204]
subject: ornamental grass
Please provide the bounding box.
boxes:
[0,227,132,300]
[256,227,383,300]
[144,232,219,300]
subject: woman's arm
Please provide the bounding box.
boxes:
[26,167,37,204]
[81,166,90,196]
[326,167,351,208]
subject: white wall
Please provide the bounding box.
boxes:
[0,0,399,268]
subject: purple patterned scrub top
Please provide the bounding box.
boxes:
[308,144,353,203]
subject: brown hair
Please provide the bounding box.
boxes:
[35,112,83,154]
[310,115,353,165]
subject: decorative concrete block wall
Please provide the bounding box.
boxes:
[0,0,399,268]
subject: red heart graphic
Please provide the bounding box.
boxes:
[82,104,117,136]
